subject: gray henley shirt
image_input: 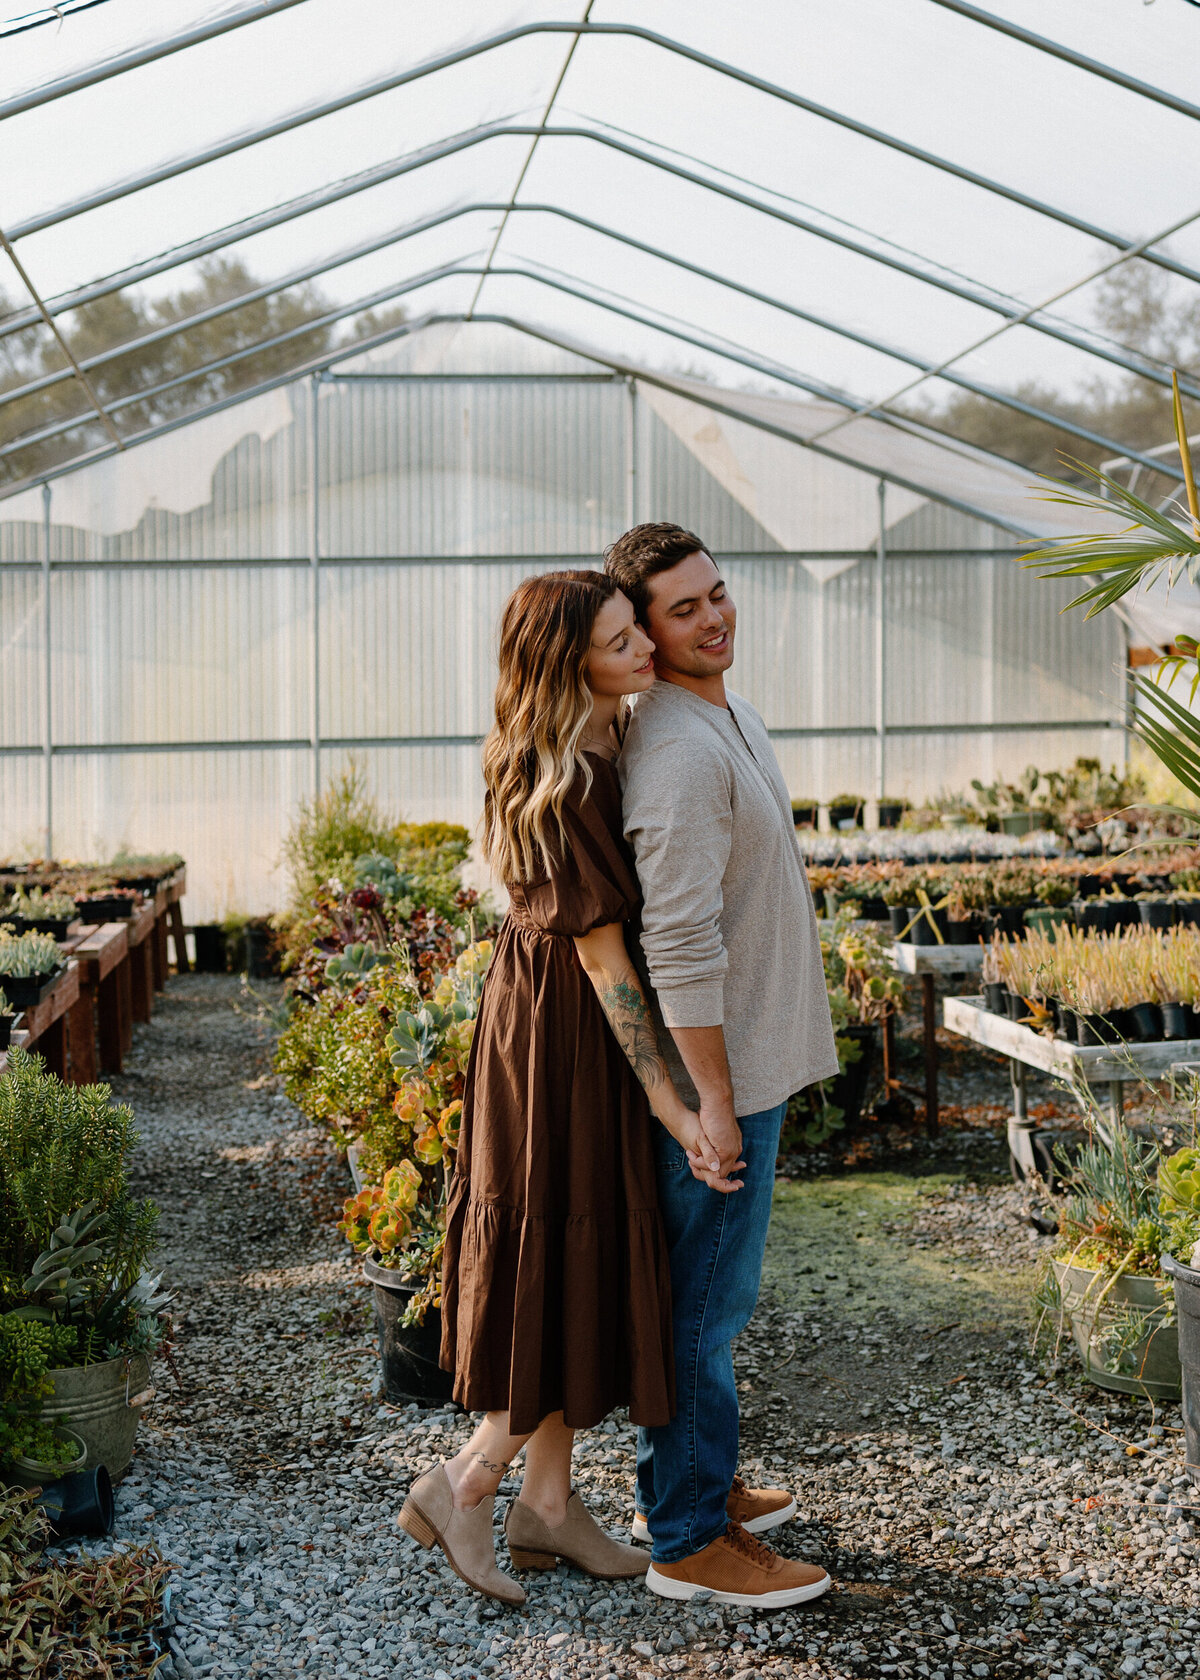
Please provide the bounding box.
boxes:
[619,679,838,1117]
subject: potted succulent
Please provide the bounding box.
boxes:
[0,929,66,1012]
[828,793,864,831]
[790,797,819,830]
[1159,1146,1200,1485]
[0,1049,170,1481]
[75,886,143,924]
[0,987,19,1052]
[783,913,903,1149]
[1038,1123,1194,1401]
[1025,872,1076,938]
[335,941,491,1404]
[876,796,909,830]
[3,888,77,941]
[946,870,990,944]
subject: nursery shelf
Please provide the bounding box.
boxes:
[890,943,985,975]
[943,994,1200,1179]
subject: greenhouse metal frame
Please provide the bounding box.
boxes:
[2,1,1196,912]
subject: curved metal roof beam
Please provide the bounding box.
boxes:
[925,1,1200,124]
[0,202,1179,481]
[0,304,1032,535]
[5,120,1197,410]
[3,258,1144,510]
[0,0,311,120]
[8,21,1200,299]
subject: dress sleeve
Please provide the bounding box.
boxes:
[521,777,638,937]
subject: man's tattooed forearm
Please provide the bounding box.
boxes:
[599,973,670,1094]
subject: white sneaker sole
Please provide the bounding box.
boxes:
[644,1561,830,1609]
[631,1495,797,1545]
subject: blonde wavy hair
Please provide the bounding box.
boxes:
[482,569,619,885]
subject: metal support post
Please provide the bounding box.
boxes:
[41,481,52,859]
[625,376,638,529]
[308,374,321,794]
[874,478,886,808]
[1007,1057,1036,1179]
[922,971,938,1135]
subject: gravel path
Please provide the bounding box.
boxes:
[63,976,1200,1680]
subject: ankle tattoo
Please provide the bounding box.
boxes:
[471,1451,511,1476]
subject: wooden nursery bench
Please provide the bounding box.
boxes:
[943,993,1200,1181]
[3,962,80,1081]
[67,921,132,1080]
[887,940,986,1133]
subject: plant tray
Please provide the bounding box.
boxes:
[1,966,67,1010]
[1,914,76,941]
[76,897,138,922]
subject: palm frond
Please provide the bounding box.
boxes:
[1130,672,1200,798]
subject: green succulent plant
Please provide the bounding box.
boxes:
[1159,1146,1200,1214]
[324,942,390,985]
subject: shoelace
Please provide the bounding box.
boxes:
[723,1520,776,1567]
[730,1474,747,1498]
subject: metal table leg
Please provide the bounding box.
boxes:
[1008,1057,1037,1179]
[922,970,938,1135]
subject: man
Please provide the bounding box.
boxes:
[605,523,838,1609]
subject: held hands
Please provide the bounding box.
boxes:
[666,1105,744,1194]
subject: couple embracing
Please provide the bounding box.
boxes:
[400,524,838,1610]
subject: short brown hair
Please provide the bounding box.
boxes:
[603,522,710,620]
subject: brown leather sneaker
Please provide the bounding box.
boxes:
[727,1473,797,1534]
[631,1473,796,1543]
[645,1522,831,1608]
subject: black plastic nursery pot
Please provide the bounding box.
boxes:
[244,924,278,978]
[37,1463,115,1540]
[877,801,906,829]
[1177,902,1200,929]
[948,913,987,945]
[983,981,1007,1016]
[1139,900,1178,929]
[829,802,863,831]
[888,904,918,942]
[1128,1001,1163,1043]
[76,896,137,923]
[830,1023,878,1132]
[791,803,818,829]
[989,904,1030,938]
[2,967,65,1011]
[1161,1002,1193,1041]
[191,924,227,973]
[1075,1010,1128,1047]
[362,1256,455,1407]
[1161,1253,1200,1485]
[909,906,950,946]
[0,1012,18,1050]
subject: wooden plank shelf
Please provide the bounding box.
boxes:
[943,994,1200,1085]
[890,942,986,976]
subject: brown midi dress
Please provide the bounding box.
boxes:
[439,755,675,1433]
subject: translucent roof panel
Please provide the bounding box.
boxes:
[2,0,1198,500]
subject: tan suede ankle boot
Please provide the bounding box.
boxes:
[505,1489,649,1578]
[399,1463,526,1606]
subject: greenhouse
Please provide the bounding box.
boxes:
[4,4,1200,1678]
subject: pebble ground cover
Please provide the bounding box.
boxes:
[59,975,1200,1680]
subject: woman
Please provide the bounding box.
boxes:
[399,570,735,1606]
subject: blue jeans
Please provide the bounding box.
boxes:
[636,1102,784,1564]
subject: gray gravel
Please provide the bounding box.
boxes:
[55,975,1200,1680]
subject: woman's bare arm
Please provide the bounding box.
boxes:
[574,922,738,1188]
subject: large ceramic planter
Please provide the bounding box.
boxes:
[40,1353,153,1481]
[1052,1260,1180,1400]
[362,1256,454,1408]
[1161,1253,1200,1486]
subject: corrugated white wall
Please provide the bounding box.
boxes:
[0,354,1125,918]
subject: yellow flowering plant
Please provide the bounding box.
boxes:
[341,940,493,1325]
